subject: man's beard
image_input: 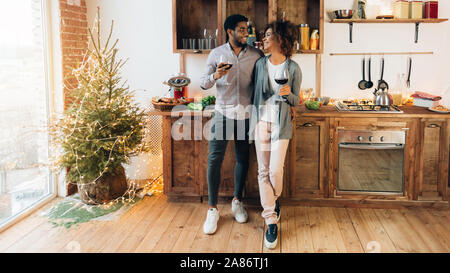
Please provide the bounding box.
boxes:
[232,33,247,48]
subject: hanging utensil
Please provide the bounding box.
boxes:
[377,57,389,90]
[406,57,412,88]
[358,57,367,90]
[365,57,374,89]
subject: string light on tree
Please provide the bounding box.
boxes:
[49,7,162,206]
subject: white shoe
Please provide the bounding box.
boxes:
[231,199,248,223]
[203,208,220,235]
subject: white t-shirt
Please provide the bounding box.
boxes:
[260,59,287,123]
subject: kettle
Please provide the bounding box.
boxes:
[374,88,391,106]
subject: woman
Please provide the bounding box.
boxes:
[249,21,301,249]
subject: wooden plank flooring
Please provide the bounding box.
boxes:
[0,194,449,253]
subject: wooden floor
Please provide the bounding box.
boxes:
[0,194,449,253]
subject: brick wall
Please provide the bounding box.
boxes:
[59,0,88,109]
[59,0,88,195]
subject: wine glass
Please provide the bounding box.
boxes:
[274,68,289,102]
[218,54,232,86]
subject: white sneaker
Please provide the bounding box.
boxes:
[203,208,220,235]
[231,199,248,223]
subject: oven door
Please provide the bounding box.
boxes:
[337,143,405,193]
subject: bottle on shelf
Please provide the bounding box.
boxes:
[294,40,300,51]
[300,24,310,50]
[247,21,257,46]
[281,11,286,22]
[310,30,319,50]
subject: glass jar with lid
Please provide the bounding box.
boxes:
[300,24,310,50]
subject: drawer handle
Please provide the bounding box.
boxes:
[428,124,439,128]
[303,122,314,127]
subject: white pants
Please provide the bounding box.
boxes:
[254,120,290,225]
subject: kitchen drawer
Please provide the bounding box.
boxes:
[334,118,408,131]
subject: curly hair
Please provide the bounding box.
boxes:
[264,21,298,58]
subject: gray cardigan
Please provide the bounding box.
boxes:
[249,55,302,141]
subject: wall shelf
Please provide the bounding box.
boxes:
[175,49,211,54]
[329,18,448,43]
[296,49,321,54]
[173,0,325,95]
[329,51,433,56]
[330,18,448,24]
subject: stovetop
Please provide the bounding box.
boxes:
[335,100,403,113]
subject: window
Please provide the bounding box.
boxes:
[0,0,54,228]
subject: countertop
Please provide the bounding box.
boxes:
[148,105,450,119]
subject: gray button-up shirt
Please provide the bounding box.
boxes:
[200,43,264,120]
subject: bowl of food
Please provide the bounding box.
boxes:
[334,9,353,19]
[305,100,322,110]
[316,96,330,106]
[152,97,191,111]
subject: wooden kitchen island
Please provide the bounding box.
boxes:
[149,105,450,208]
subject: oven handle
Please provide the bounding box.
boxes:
[339,143,404,150]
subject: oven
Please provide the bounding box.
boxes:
[337,130,406,194]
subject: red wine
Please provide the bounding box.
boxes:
[275,78,288,85]
[218,63,233,70]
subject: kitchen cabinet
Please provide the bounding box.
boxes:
[162,116,202,200]
[173,0,324,95]
[163,115,272,202]
[154,106,450,208]
[417,119,448,201]
[172,0,324,54]
[290,117,328,199]
[173,0,219,53]
[224,0,269,41]
[277,0,323,53]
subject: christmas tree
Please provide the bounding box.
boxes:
[52,9,149,204]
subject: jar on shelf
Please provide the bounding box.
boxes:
[409,0,423,19]
[424,1,438,19]
[300,24,310,50]
[394,0,409,19]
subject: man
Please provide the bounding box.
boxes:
[200,14,264,235]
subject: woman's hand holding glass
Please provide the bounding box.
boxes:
[275,68,289,101]
[279,85,291,96]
